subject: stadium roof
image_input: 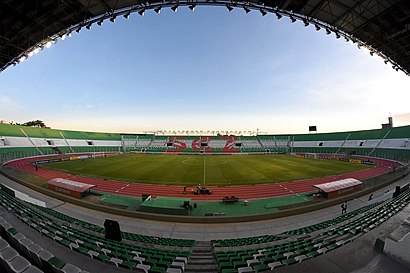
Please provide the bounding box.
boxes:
[1,0,409,75]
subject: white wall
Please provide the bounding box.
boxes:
[384,220,410,268]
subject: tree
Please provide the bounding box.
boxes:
[22,120,46,128]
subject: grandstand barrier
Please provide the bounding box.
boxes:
[383,215,410,268]
[0,163,408,223]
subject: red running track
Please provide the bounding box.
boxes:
[4,155,402,201]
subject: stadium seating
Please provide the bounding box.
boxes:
[2,123,410,162]
[0,216,88,273]
[0,189,191,272]
[213,188,410,272]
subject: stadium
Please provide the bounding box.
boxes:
[1,1,410,273]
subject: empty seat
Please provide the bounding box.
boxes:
[7,255,31,273]
[0,238,10,251]
[27,244,43,267]
[165,268,181,273]
[60,263,82,273]
[22,265,43,273]
[18,238,33,257]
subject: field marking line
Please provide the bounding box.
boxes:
[280,184,309,201]
[116,184,129,193]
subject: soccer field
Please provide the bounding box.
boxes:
[43,154,371,186]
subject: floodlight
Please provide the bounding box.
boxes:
[52,38,58,44]
[154,6,161,14]
[34,47,40,54]
[384,59,389,64]
[61,34,66,40]
[275,12,282,19]
[124,11,131,19]
[325,28,331,35]
[28,51,34,57]
[67,31,72,38]
[335,33,341,39]
[315,24,320,31]
[344,37,349,42]
[86,23,92,30]
[138,9,145,16]
[19,56,26,62]
[369,51,374,56]
[226,5,233,12]
[290,16,296,23]
[303,19,309,27]
[110,16,116,22]
[260,9,267,16]
[97,19,103,26]
[244,7,251,13]
[171,4,178,12]
[189,4,196,11]
[45,41,52,48]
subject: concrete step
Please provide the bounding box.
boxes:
[192,247,212,253]
[185,264,218,272]
[189,255,214,259]
[194,241,212,247]
[188,258,215,264]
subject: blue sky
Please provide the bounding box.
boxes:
[1,7,410,134]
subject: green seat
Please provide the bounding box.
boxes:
[306,251,319,258]
[149,266,165,273]
[47,256,66,270]
[233,260,247,269]
[219,261,234,270]
[282,258,297,266]
[221,269,237,273]
[259,256,274,264]
[253,264,270,272]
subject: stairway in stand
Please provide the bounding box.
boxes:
[185,241,218,273]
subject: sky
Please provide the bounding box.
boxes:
[1,7,410,135]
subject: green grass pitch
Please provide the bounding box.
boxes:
[43,154,371,186]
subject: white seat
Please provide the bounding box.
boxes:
[246,259,260,267]
[87,250,99,259]
[283,251,295,259]
[68,243,79,250]
[32,249,53,267]
[61,263,82,273]
[0,238,9,251]
[317,247,327,254]
[19,238,33,256]
[133,256,145,264]
[8,255,31,273]
[294,254,307,262]
[170,261,185,271]
[135,263,150,273]
[0,247,19,269]
[165,268,181,273]
[268,261,282,270]
[174,257,187,265]
[27,244,43,267]
[238,266,255,273]
[0,246,18,261]
[108,257,123,267]
[22,265,43,273]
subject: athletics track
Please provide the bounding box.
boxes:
[4,155,402,201]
